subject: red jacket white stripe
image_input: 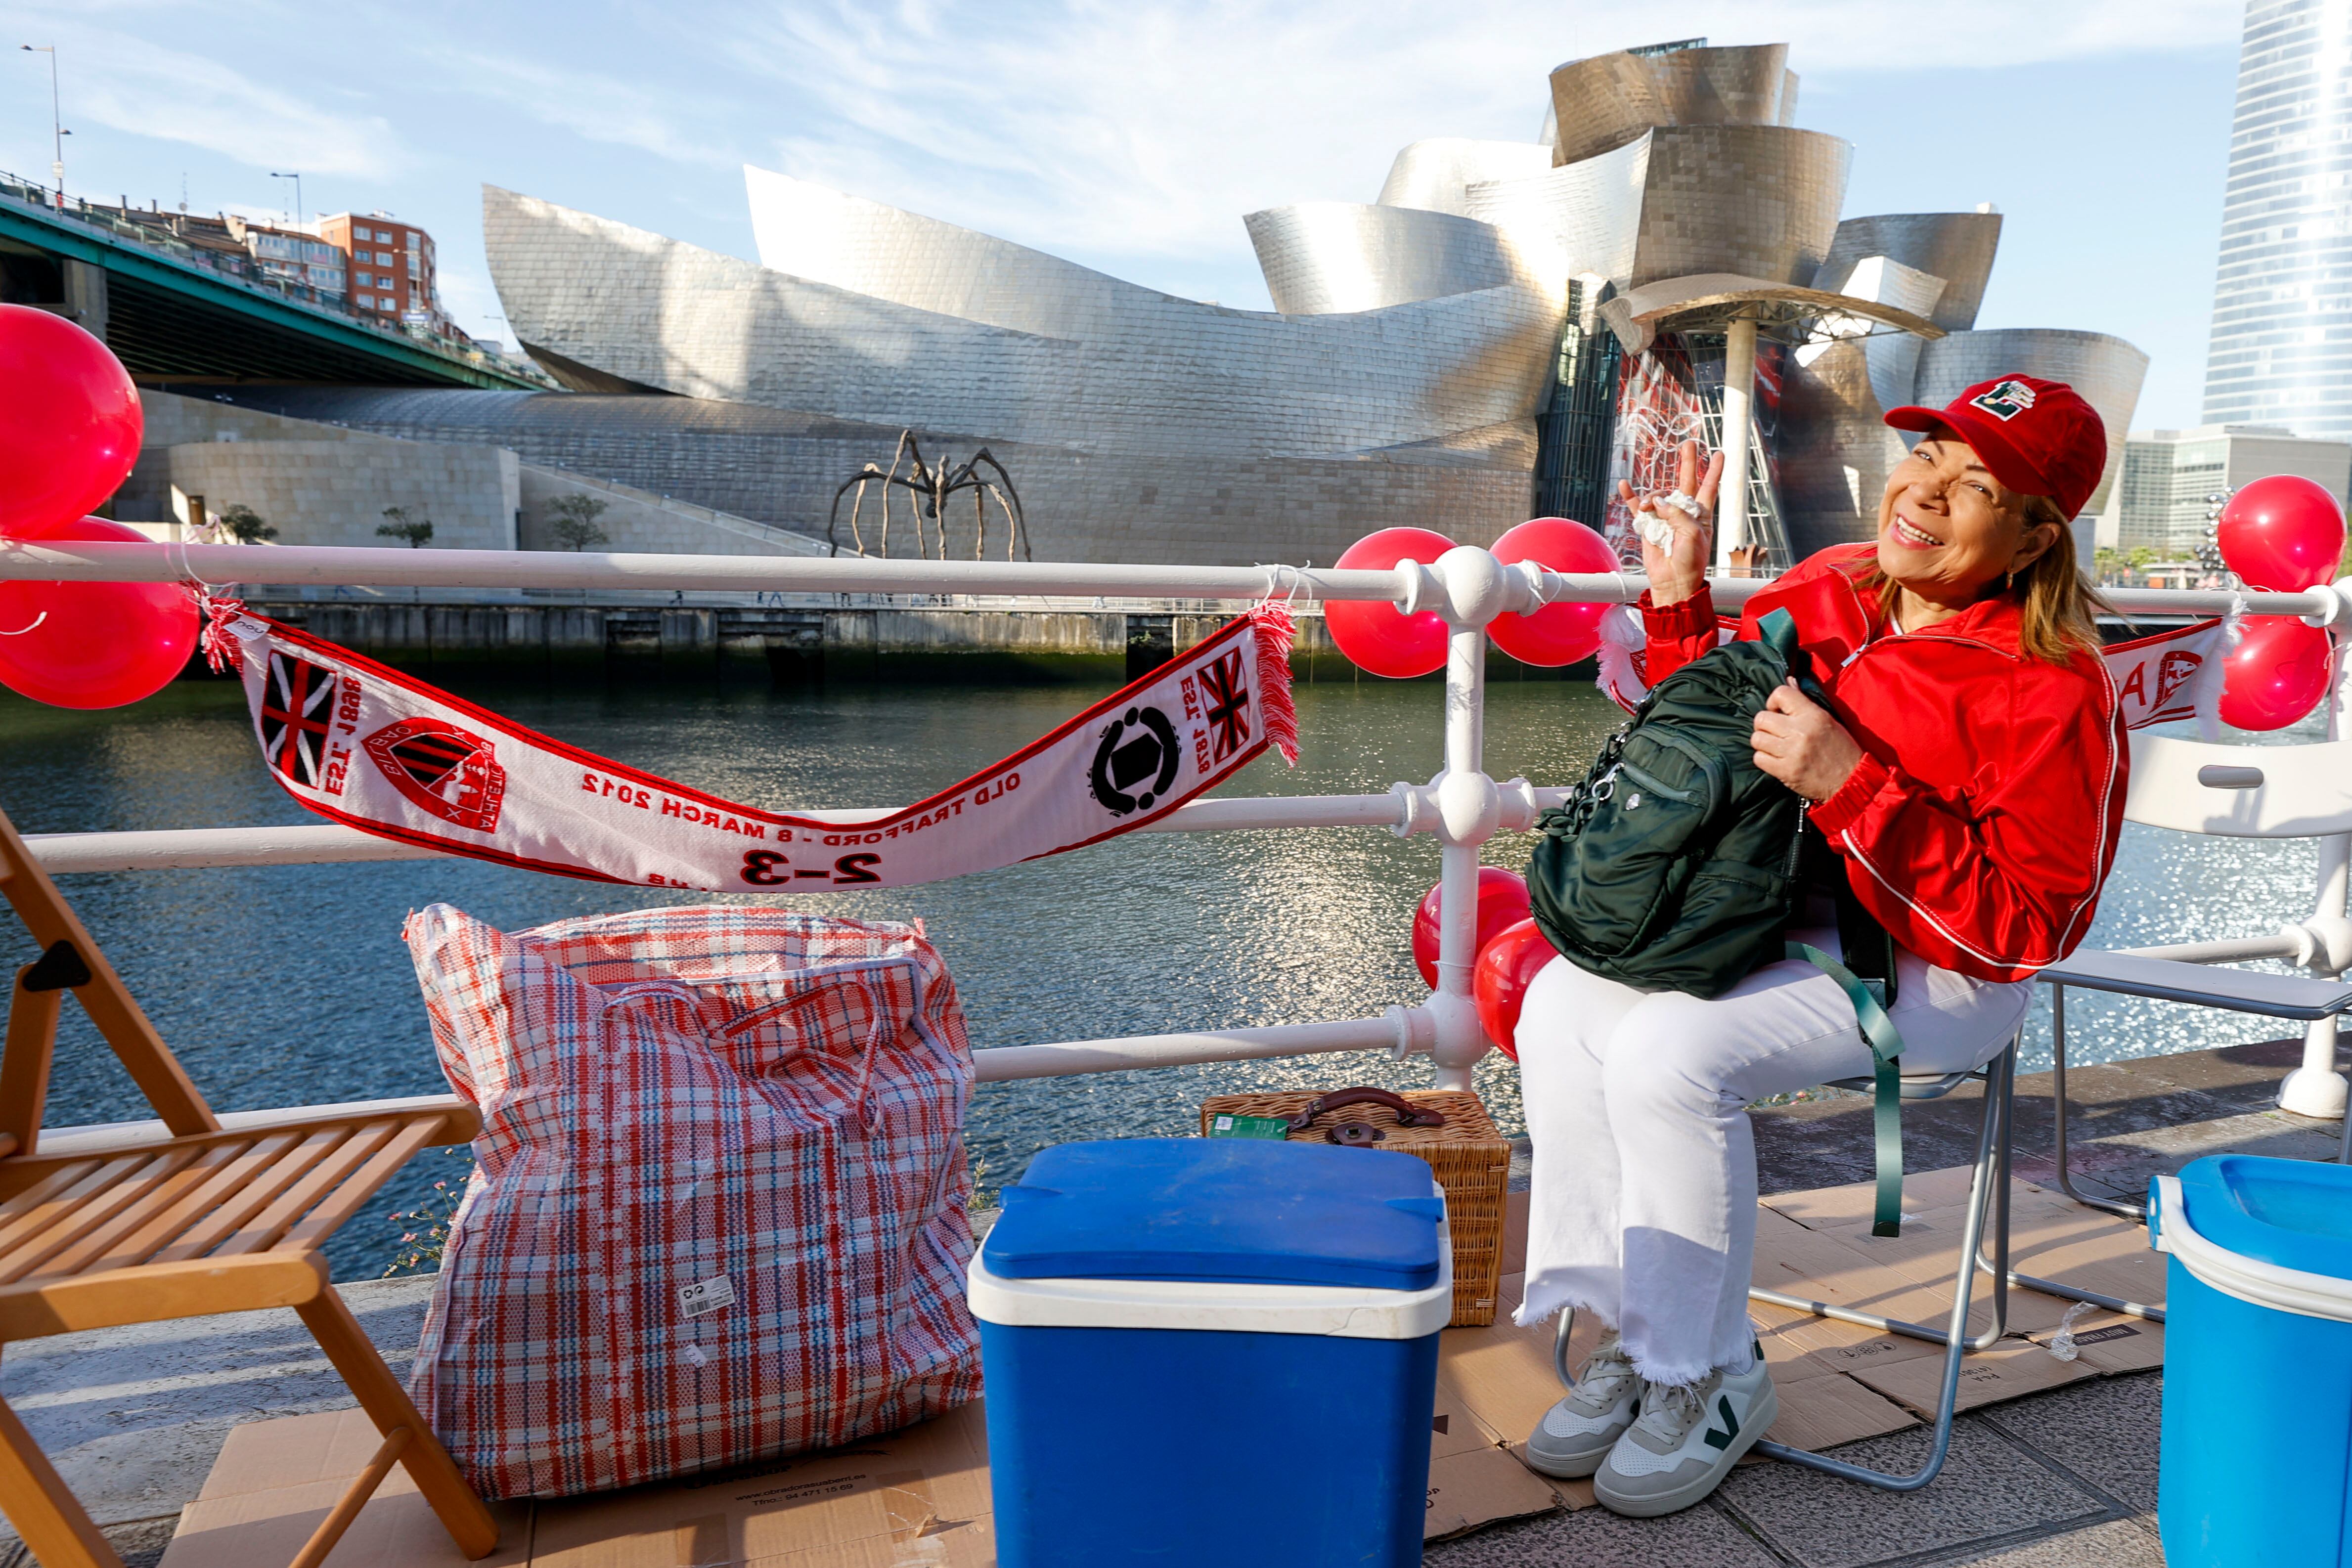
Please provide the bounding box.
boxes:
[1641,544,2126,983]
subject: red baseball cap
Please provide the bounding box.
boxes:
[1882,374,2107,519]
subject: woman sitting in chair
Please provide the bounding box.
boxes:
[1517,376,2126,1517]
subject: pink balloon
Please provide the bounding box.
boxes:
[0,305,143,538]
[1488,517,1621,667]
[2218,615,2334,732]
[0,517,195,709]
[1326,527,1454,679]
[1473,917,1556,1061]
[1411,868,1532,990]
[2218,476,2346,592]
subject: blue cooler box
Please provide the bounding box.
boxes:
[969,1137,1452,1568]
[2151,1155,2352,1566]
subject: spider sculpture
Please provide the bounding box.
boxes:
[826,431,1032,561]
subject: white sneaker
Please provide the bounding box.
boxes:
[1522,1332,1642,1479]
[1593,1347,1777,1517]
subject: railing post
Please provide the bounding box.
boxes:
[1424,547,1514,1091]
[2283,831,2352,1121]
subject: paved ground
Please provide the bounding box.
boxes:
[3,1033,2339,1567]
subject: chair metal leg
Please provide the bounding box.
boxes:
[1749,1047,2015,1351]
[2049,984,2146,1223]
[1750,1045,2012,1490]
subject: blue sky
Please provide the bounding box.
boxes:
[1,0,2242,428]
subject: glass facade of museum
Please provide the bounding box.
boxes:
[2202,0,2352,439]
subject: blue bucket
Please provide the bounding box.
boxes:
[2151,1155,2352,1566]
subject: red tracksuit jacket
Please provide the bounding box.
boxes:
[1642,543,2127,983]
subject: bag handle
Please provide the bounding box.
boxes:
[1286,1087,1446,1134]
[1756,608,1829,707]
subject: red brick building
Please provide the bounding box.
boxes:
[317,212,443,331]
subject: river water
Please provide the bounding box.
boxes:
[0,665,2323,1275]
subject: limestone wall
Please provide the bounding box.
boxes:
[164,440,521,551]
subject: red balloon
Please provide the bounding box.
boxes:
[1411,867,1532,989]
[2218,615,2334,732]
[1473,918,1557,1060]
[0,305,142,538]
[1488,517,1621,667]
[0,517,194,709]
[1327,527,1453,679]
[2218,476,2346,592]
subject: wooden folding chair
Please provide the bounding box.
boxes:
[0,802,497,1568]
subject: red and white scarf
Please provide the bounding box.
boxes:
[207,603,1297,891]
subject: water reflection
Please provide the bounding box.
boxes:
[0,668,2329,1272]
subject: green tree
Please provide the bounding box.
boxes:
[544,493,611,551]
[2126,546,2159,572]
[376,506,434,548]
[216,503,276,544]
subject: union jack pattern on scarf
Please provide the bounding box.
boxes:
[259,650,337,787]
[403,904,980,1498]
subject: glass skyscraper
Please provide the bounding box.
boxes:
[2203,0,2352,437]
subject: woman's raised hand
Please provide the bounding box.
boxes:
[1621,439,1724,607]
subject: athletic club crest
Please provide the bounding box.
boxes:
[1969,379,2037,421]
[363,717,507,833]
[259,651,338,789]
[1088,704,1182,816]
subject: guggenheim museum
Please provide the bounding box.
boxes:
[198,38,2149,570]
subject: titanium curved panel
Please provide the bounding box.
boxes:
[1780,338,1908,559]
[1910,329,2150,514]
[1549,44,1793,167]
[744,165,1132,340]
[1630,126,1852,289]
[1462,134,1650,290]
[486,185,1562,460]
[1815,213,2002,332]
[1245,203,1526,314]
[1376,139,1556,217]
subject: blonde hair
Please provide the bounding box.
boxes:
[1859,494,2106,665]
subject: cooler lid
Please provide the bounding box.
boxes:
[2177,1154,2352,1279]
[981,1138,1446,1292]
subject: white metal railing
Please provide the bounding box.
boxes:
[10,538,2352,1099]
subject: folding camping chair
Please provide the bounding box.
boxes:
[2039,731,2352,1235]
[1737,1042,2022,1490]
[0,802,497,1568]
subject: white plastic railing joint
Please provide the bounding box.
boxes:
[2301,582,2348,631]
[1387,779,1435,838]
[1495,778,1543,832]
[1384,1003,1435,1060]
[1434,768,1502,847]
[1433,546,1512,629]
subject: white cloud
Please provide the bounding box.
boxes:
[0,8,401,178]
[417,50,745,170]
[720,0,2240,286]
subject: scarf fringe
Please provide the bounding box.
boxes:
[1249,602,1299,765]
[195,592,250,673]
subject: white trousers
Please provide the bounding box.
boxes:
[1511,933,2030,1386]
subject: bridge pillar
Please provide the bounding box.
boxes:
[62,259,107,343]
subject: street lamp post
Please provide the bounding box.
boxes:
[270,171,303,229]
[19,45,65,203]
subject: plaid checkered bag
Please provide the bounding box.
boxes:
[401,902,981,1498]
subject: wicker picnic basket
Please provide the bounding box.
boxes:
[1198,1087,1509,1326]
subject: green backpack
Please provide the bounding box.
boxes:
[1527,607,1913,1235]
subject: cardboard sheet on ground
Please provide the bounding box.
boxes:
[162,1167,2167,1564]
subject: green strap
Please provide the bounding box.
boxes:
[1789,942,1908,1237]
